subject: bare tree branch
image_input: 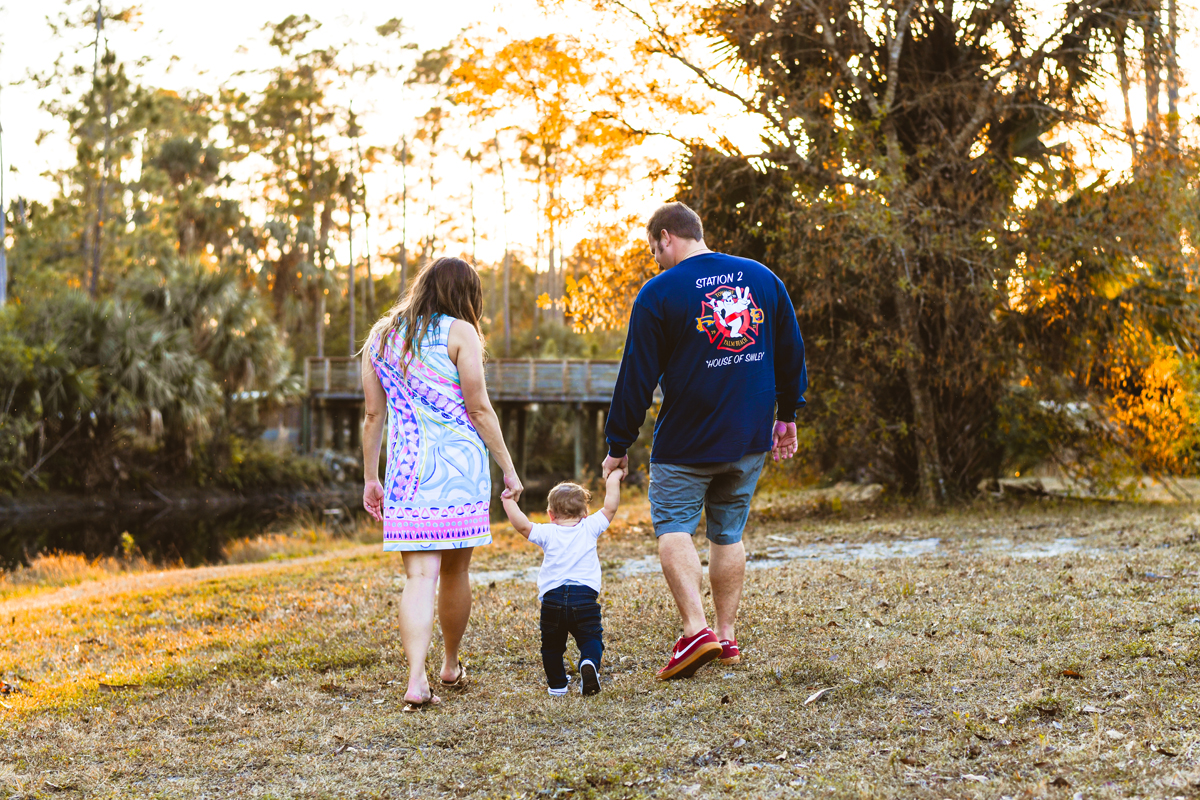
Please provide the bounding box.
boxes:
[882,0,919,113]
[799,0,882,117]
[609,0,879,192]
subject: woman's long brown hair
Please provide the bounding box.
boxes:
[366,257,484,373]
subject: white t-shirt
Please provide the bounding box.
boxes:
[527,510,610,600]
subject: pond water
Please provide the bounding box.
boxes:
[0,485,555,570]
[0,490,363,569]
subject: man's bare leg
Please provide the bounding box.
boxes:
[657,531,709,637]
[708,540,745,643]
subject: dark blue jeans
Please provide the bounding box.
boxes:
[540,585,604,690]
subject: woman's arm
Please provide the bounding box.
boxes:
[361,349,387,521]
[448,320,523,501]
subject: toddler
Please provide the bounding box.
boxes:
[501,469,624,696]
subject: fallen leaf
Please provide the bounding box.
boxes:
[0,681,15,695]
[910,667,935,675]
[973,732,994,742]
[1153,744,1179,757]
[1081,705,1103,714]
[874,659,889,670]
[1049,776,1070,787]
[961,774,987,783]
[731,737,746,749]
[826,621,841,628]
[775,750,787,761]
[720,694,731,705]
[804,687,833,705]
[1059,669,1083,680]
[900,755,923,766]
[1106,729,1125,740]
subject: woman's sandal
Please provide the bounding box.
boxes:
[440,660,468,690]
[401,693,442,713]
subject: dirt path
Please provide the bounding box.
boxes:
[0,544,379,616]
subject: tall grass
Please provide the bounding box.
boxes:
[0,550,157,598]
[1,516,380,598]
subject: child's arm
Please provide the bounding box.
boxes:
[600,469,625,522]
[501,490,534,538]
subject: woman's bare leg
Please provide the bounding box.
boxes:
[399,551,441,703]
[437,547,474,682]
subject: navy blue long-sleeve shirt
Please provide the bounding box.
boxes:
[606,252,807,464]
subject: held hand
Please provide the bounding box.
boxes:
[503,470,524,502]
[363,479,385,521]
[771,421,798,462]
[606,468,626,485]
[602,454,629,480]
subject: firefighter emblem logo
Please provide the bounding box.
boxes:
[695,285,764,353]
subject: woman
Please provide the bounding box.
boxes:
[361,256,522,710]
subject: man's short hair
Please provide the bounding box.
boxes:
[547,482,591,519]
[646,202,704,244]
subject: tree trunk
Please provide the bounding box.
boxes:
[399,138,409,299]
[1142,5,1162,149]
[316,203,333,358]
[1115,21,1138,159]
[355,138,376,320]
[893,256,945,505]
[503,250,511,356]
[89,87,113,298]
[1166,0,1179,146]
[495,136,512,356]
[348,184,356,356]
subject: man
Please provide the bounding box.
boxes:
[602,202,807,680]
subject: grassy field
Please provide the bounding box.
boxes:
[1,495,1199,799]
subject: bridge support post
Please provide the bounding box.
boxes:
[301,399,312,453]
[516,405,528,485]
[349,404,361,453]
[313,401,326,451]
[572,404,584,480]
[331,406,345,452]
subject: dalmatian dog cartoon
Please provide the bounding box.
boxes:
[696,285,765,353]
[710,286,754,338]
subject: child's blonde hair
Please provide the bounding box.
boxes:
[547,482,591,520]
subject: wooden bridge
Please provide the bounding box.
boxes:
[302,357,634,479]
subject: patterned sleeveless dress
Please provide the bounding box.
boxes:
[368,315,493,551]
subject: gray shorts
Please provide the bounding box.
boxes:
[648,452,767,545]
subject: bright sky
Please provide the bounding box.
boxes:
[0,0,691,270]
[0,0,1196,271]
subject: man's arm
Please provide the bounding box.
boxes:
[501,490,533,538]
[772,281,807,461]
[600,468,625,522]
[603,299,666,478]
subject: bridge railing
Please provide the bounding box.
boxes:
[305,357,622,404]
[304,357,362,398]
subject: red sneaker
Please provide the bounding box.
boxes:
[656,628,723,680]
[719,639,741,665]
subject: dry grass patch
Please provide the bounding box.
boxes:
[1,500,1198,798]
[0,550,158,602]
